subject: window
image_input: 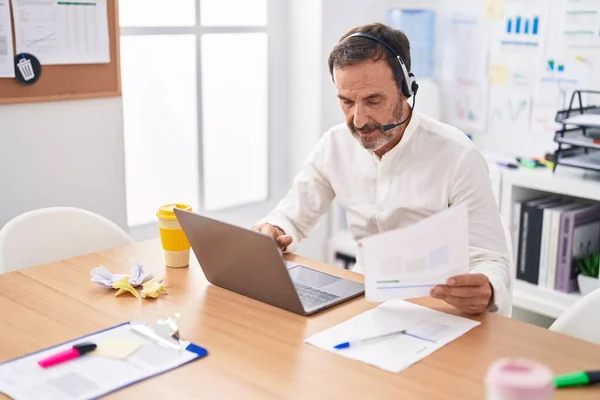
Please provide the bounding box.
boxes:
[120,1,287,229]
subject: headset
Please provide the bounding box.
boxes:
[346,32,419,131]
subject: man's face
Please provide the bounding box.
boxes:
[333,59,404,153]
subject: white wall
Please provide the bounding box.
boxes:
[0,98,128,230]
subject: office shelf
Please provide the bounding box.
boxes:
[501,167,600,319]
[553,90,600,173]
[513,280,583,319]
[556,150,600,172]
[554,128,600,150]
[501,167,600,203]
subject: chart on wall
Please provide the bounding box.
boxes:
[489,1,549,87]
[487,1,549,136]
[488,86,532,135]
[445,12,488,131]
[531,55,592,135]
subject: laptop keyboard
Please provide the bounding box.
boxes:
[294,282,339,309]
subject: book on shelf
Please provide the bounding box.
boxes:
[556,204,600,293]
[513,196,600,294]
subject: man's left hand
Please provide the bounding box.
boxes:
[430,274,493,315]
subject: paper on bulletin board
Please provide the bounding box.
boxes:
[11,0,110,65]
[562,0,600,47]
[0,0,15,78]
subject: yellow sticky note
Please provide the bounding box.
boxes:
[141,278,167,299]
[113,276,139,298]
[486,0,504,20]
[93,338,142,359]
[490,65,509,85]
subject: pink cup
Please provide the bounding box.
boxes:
[485,358,554,400]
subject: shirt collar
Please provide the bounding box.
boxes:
[376,111,421,163]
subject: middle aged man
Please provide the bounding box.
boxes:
[252,23,512,316]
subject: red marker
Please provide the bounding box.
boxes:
[38,342,97,368]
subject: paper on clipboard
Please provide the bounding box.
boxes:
[0,322,208,400]
[361,204,470,302]
[0,0,15,77]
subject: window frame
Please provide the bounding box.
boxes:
[120,0,289,238]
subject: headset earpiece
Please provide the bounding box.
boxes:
[346,33,417,98]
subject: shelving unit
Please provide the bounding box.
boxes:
[500,167,600,318]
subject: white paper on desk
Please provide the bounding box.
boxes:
[0,323,199,400]
[305,300,480,373]
[360,203,469,302]
[0,0,15,78]
[11,0,110,65]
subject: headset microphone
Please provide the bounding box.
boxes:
[381,93,417,132]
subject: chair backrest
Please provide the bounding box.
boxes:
[549,288,600,345]
[0,207,134,274]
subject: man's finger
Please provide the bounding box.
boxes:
[255,224,278,238]
[435,285,488,299]
[447,273,488,287]
[441,295,472,310]
[442,295,487,314]
[276,235,293,248]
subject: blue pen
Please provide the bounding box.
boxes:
[333,329,436,350]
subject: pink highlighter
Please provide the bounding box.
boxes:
[38,342,97,368]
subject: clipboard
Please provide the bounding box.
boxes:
[0,321,208,400]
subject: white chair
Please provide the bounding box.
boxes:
[0,207,134,274]
[549,288,600,345]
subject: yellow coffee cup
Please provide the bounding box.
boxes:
[157,204,192,268]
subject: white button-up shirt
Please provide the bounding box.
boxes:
[258,112,512,316]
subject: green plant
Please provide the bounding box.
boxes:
[575,252,600,278]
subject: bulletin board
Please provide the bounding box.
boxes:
[0,0,121,105]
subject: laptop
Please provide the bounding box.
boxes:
[174,209,365,316]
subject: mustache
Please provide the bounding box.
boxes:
[352,122,384,133]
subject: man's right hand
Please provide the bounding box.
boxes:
[251,223,293,250]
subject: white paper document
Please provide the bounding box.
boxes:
[563,0,600,47]
[90,259,154,288]
[360,203,469,302]
[444,12,489,132]
[0,0,15,77]
[305,300,481,373]
[11,0,110,65]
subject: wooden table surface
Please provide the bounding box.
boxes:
[1,239,599,399]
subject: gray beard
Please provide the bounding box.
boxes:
[350,104,404,152]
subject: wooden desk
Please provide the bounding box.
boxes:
[1,239,599,399]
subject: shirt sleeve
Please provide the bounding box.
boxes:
[254,131,336,252]
[449,148,513,317]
